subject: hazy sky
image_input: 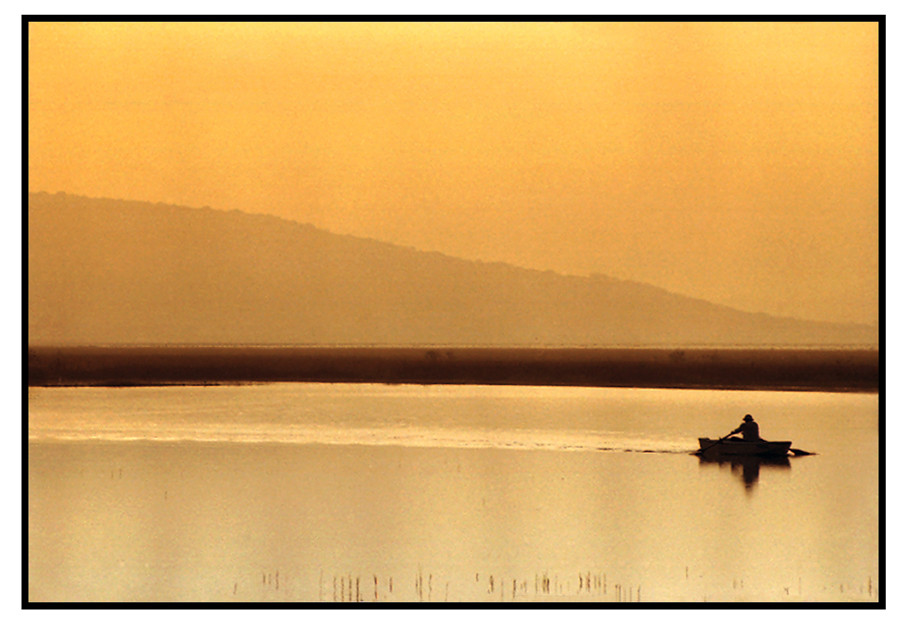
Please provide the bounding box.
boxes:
[28,21,879,325]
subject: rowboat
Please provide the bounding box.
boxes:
[697,437,792,457]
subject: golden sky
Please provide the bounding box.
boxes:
[28,21,879,325]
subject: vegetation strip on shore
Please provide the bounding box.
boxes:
[27,346,879,392]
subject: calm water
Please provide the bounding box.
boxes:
[28,383,879,602]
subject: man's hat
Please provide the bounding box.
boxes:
[743,414,754,422]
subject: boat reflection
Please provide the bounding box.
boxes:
[698,454,791,491]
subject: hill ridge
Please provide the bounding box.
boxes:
[27,192,878,347]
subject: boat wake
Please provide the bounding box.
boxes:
[598,447,694,455]
[29,424,693,455]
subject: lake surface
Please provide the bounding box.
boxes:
[27,383,879,603]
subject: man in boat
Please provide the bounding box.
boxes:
[729,414,762,442]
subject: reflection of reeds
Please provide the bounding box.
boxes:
[323,574,396,602]
[417,566,423,601]
[316,568,649,602]
[231,567,875,602]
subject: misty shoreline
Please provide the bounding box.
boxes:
[27,346,879,392]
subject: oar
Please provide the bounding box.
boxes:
[697,431,735,455]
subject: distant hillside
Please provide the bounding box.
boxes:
[27,192,878,347]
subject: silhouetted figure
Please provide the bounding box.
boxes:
[730,414,762,442]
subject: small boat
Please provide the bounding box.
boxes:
[697,437,792,457]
